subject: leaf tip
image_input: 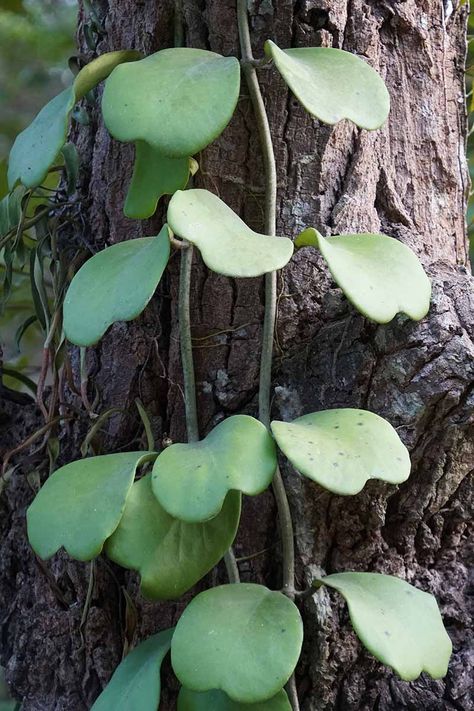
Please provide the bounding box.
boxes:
[264,39,276,58]
[294,227,322,250]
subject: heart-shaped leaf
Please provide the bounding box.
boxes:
[102,48,240,158]
[63,226,170,346]
[317,573,452,680]
[8,51,141,190]
[295,228,431,322]
[105,475,241,600]
[171,584,303,704]
[27,451,155,561]
[178,687,291,710]
[264,41,390,130]
[167,189,294,277]
[124,142,191,219]
[152,415,276,523]
[271,409,410,496]
[91,628,173,711]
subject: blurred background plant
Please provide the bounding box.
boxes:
[0,0,76,161]
[0,0,76,392]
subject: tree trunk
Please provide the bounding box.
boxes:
[1,1,472,710]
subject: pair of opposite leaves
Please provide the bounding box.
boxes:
[7,39,389,215]
[63,188,431,348]
[28,406,410,599]
[26,416,274,599]
[91,579,451,711]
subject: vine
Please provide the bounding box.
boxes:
[178,242,199,443]
[238,3,297,705]
[2,4,453,710]
[237,0,296,605]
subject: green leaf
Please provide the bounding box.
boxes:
[178,688,292,711]
[102,48,240,158]
[1,366,36,395]
[8,87,75,190]
[152,415,276,522]
[295,228,431,323]
[63,226,170,346]
[105,475,241,600]
[15,314,38,353]
[27,452,155,561]
[91,628,173,711]
[171,584,303,704]
[168,189,294,277]
[124,142,190,219]
[318,572,452,680]
[8,51,142,190]
[0,186,26,238]
[264,41,390,130]
[271,408,410,496]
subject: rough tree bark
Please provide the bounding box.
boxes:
[1,1,472,710]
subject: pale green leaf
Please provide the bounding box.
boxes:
[102,48,240,157]
[265,41,390,130]
[319,572,452,680]
[167,189,294,277]
[63,226,170,346]
[295,228,431,322]
[178,687,291,710]
[124,142,190,219]
[171,584,303,704]
[105,475,241,600]
[152,415,277,522]
[27,452,155,561]
[271,408,410,495]
[91,628,173,711]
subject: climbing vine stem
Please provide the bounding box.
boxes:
[237,2,298,707]
[178,242,199,443]
[178,239,241,582]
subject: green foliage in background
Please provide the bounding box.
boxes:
[0,0,75,389]
[0,0,76,161]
